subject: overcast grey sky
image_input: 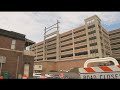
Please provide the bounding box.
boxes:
[0,12,120,43]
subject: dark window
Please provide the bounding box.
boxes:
[74,34,86,39]
[37,58,43,61]
[101,43,103,46]
[75,51,88,56]
[61,33,72,38]
[74,29,85,34]
[106,52,110,55]
[110,37,120,40]
[75,45,87,49]
[46,38,56,43]
[74,39,87,44]
[37,47,43,49]
[37,43,43,47]
[89,36,96,40]
[90,42,97,46]
[112,47,120,50]
[47,45,56,49]
[99,30,102,34]
[47,52,56,55]
[111,42,120,45]
[102,49,104,54]
[61,38,72,43]
[61,48,73,52]
[88,25,95,29]
[90,49,98,54]
[47,43,56,47]
[109,32,120,36]
[61,54,73,58]
[47,57,56,60]
[37,55,43,57]
[47,47,56,51]
[32,50,34,52]
[88,30,96,35]
[37,51,43,53]
[98,25,101,29]
[61,43,72,47]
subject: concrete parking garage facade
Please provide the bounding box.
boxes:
[109,28,120,63]
[31,15,112,72]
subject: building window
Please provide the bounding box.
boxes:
[61,38,72,43]
[90,42,97,46]
[88,30,96,35]
[61,48,73,52]
[102,49,104,54]
[47,47,56,51]
[109,32,120,36]
[37,50,43,53]
[111,42,120,45]
[100,36,102,40]
[106,52,110,55]
[37,47,43,50]
[61,33,72,38]
[74,34,86,39]
[90,49,98,54]
[99,30,102,35]
[74,39,87,44]
[46,38,56,43]
[74,29,85,34]
[75,45,87,49]
[47,43,56,47]
[75,51,88,56]
[61,43,72,47]
[98,25,101,29]
[88,25,95,29]
[36,59,43,61]
[110,37,120,40]
[61,54,73,58]
[112,47,120,50]
[37,55,43,57]
[47,52,56,55]
[11,39,16,49]
[89,36,96,40]
[47,56,56,60]
[87,19,95,25]
[101,43,103,46]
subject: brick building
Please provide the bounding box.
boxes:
[31,15,111,73]
[0,29,35,78]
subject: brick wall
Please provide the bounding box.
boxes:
[0,49,34,78]
[34,59,98,72]
[0,35,25,51]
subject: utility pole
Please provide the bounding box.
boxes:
[16,56,19,79]
[43,20,60,61]
[56,20,60,60]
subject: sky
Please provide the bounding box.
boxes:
[0,12,120,43]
